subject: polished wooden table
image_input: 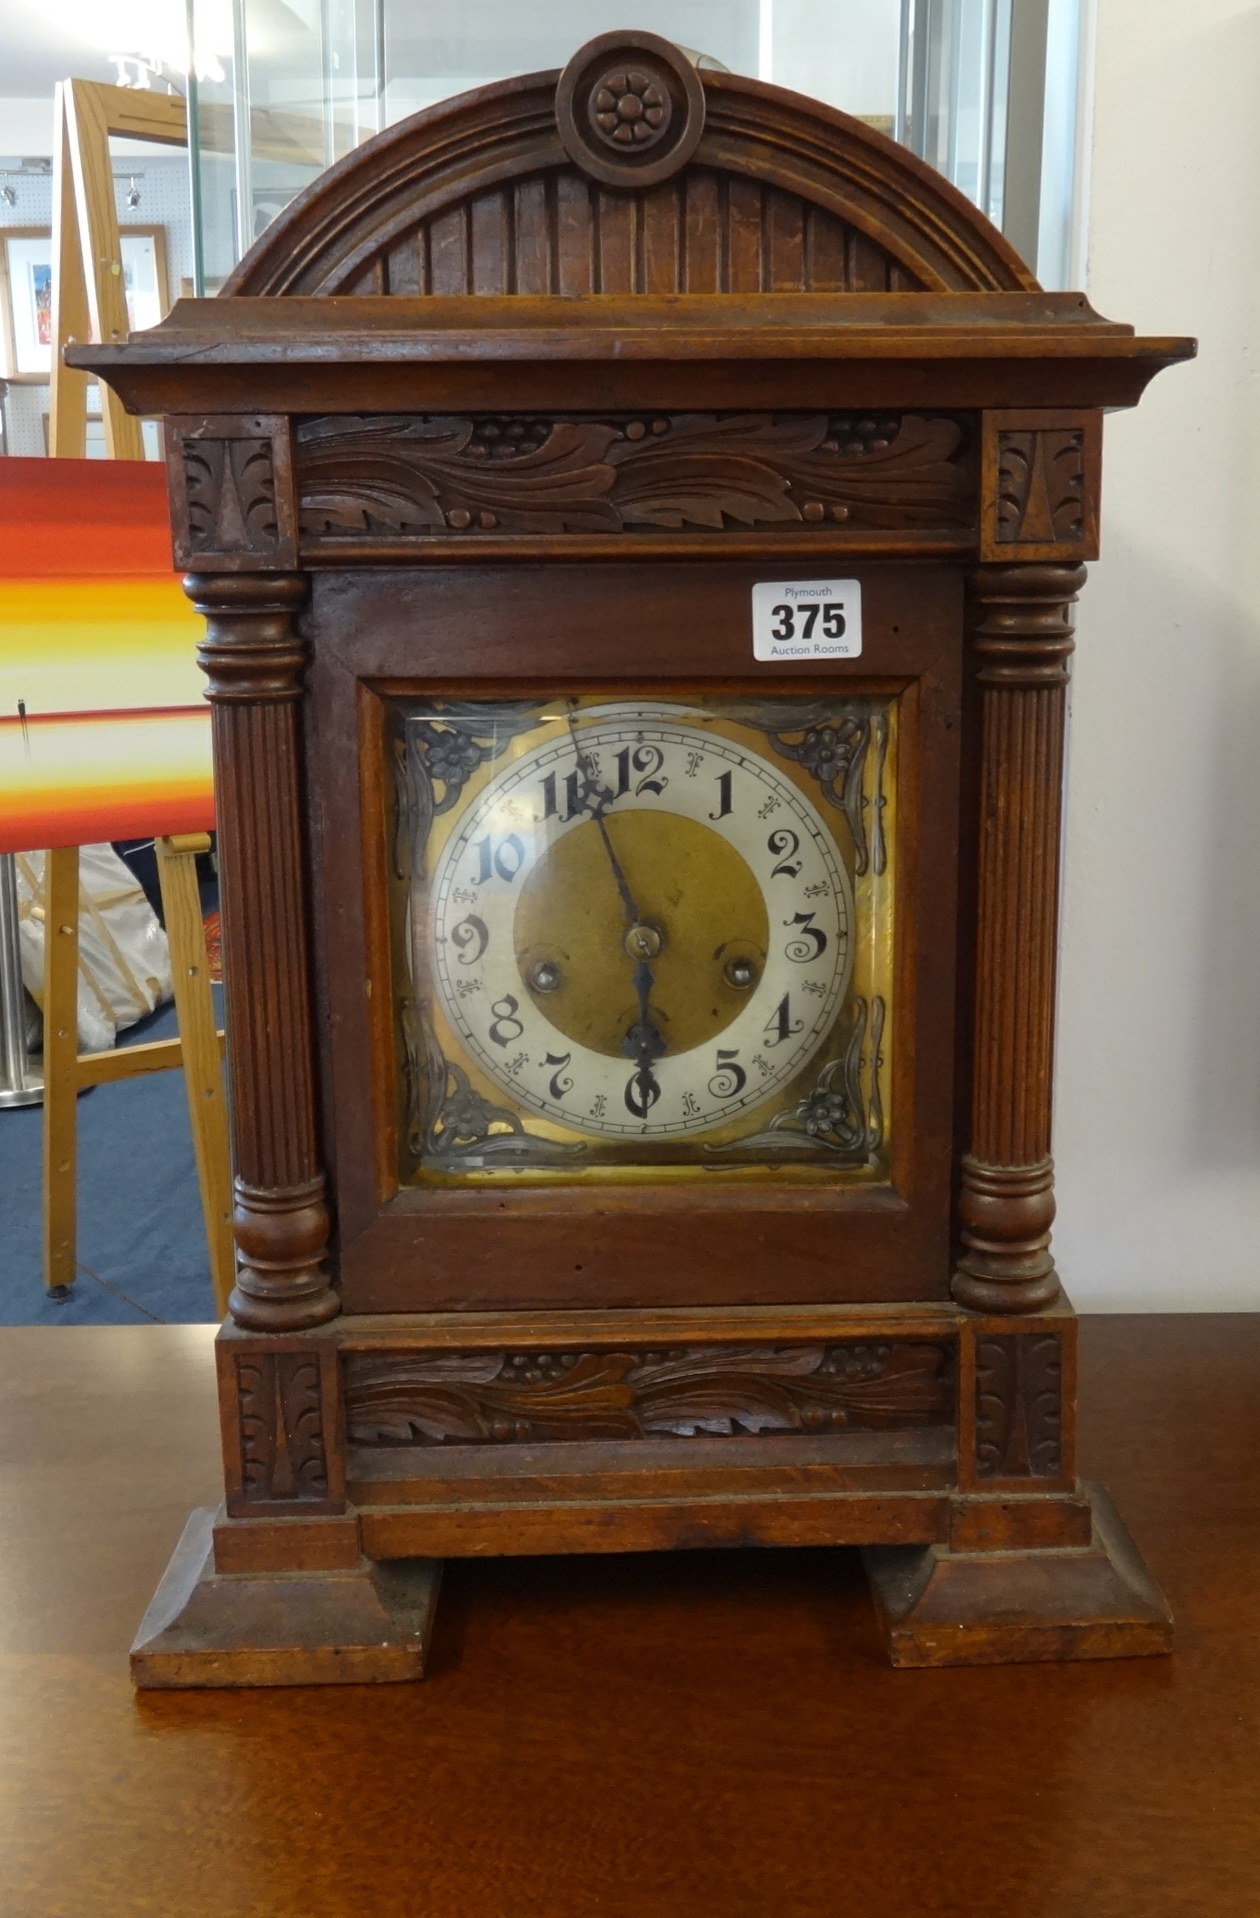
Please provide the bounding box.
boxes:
[0,1316,1255,1916]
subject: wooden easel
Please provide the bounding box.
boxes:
[39,81,231,1315]
[48,77,337,456]
[38,835,232,1316]
[48,79,187,460]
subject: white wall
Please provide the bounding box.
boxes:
[0,97,53,150]
[1053,0,1260,1307]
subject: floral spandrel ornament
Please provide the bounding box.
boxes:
[734,702,882,876]
[707,999,885,1163]
[798,724,858,791]
[590,69,672,150]
[422,727,485,797]
[795,1058,868,1151]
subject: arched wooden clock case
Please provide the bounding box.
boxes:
[74,33,1193,1682]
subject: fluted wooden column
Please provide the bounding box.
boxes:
[187,571,339,1332]
[953,562,1086,1315]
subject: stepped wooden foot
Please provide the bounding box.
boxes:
[131,1508,442,1689]
[863,1483,1172,1668]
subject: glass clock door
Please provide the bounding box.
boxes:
[389,693,896,1186]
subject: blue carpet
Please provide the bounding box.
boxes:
[0,988,223,1325]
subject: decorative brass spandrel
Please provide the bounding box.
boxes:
[386,693,897,1186]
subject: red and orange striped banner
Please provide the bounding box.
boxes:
[0,457,213,853]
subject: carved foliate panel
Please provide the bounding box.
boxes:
[980,409,1101,562]
[295,411,975,546]
[168,414,299,571]
[236,1351,331,1503]
[344,1342,953,1445]
[974,1333,1063,1480]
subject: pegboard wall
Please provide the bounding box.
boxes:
[1,153,193,458]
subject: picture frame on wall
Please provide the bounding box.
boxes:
[0,229,54,379]
[0,225,170,380]
[119,227,169,334]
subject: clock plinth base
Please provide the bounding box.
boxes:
[130,1507,443,1690]
[863,1483,1173,1669]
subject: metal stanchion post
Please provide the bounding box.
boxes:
[0,852,42,1108]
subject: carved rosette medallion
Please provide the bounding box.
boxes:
[344,1342,953,1446]
[590,68,672,151]
[555,29,706,188]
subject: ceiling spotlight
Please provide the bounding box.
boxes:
[0,178,15,208]
[126,176,141,207]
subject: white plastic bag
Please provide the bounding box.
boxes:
[15,844,172,1053]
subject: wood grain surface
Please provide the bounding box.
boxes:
[0,1317,1254,1917]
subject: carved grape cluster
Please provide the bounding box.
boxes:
[825,415,902,457]
[589,67,672,149]
[504,1352,581,1384]
[467,418,551,460]
[619,418,671,443]
[818,1343,893,1380]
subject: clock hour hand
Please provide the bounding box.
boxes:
[623,954,667,1065]
[607,831,667,1071]
[623,954,666,1117]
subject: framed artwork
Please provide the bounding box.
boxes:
[0,230,54,378]
[120,227,169,333]
[1,225,170,380]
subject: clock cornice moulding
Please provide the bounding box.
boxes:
[69,291,1194,419]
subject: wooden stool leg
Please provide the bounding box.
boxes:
[41,846,80,1299]
[155,834,234,1319]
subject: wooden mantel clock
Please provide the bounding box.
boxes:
[74,32,1194,1682]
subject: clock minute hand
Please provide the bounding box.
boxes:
[564,719,667,1074]
[566,713,647,930]
[592,805,642,928]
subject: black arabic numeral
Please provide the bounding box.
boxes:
[800,604,819,638]
[768,827,802,878]
[488,995,524,1047]
[764,993,804,1048]
[708,1049,747,1099]
[541,1050,573,1101]
[542,769,589,821]
[473,832,525,884]
[784,911,828,963]
[822,604,846,639]
[625,1066,661,1120]
[770,604,794,640]
[710,769,733,820]
[615,742,667,798]
[450,913,489,965]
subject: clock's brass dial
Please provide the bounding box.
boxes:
[397,696,893,1180]
[431,711,852,1139]
[515,809,771,1058]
